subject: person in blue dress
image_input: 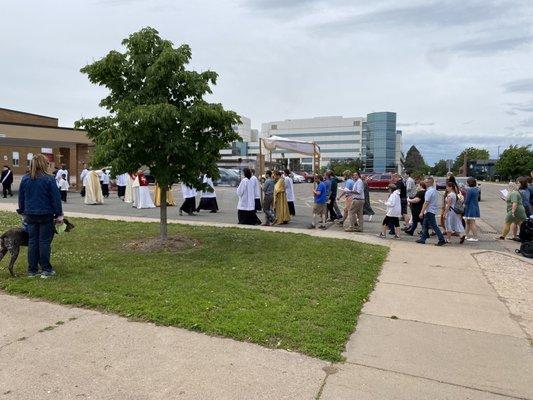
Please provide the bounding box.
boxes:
[463,177,480,242]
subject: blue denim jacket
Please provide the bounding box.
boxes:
[17,173,63,217]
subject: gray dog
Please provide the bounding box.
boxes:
[0,218,74,277]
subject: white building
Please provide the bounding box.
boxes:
[258,116,364,170]
[219,116,257,164]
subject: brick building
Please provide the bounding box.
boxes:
[0,108,92,186]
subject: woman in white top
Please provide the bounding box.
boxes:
[179,183,197,216]
[378,184,402,239]
[237,168,261,225]
[197,174,218,213]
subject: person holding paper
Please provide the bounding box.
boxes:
[497,181,527,241]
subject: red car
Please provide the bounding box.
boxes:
[366,173,392,190]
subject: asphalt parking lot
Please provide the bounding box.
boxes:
[1,178,520,253]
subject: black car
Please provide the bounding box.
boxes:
[214,168,240,187]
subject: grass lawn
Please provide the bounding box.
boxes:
[0,211,387,361]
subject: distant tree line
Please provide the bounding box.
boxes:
[403,145,532,180]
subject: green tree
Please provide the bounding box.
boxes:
[329,158,363,177]
[495,145,533,180]
[431,159,448,176]
[76,27,240,240]
[452,147,489,174]
[404,145,427,172]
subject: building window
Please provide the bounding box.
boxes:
[353,120,361,126]
[271,124,277,130]
[12,152,19,167]
[26,153,34,167]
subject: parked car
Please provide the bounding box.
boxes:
[214,168,240,187]
[435,177,446,191]
[455,177,482,201]
[295,171,314,183]
[366,173,392,190]
[292,173,305,183]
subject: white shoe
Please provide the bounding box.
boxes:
[368,215,373,222]
[466,237,479,242]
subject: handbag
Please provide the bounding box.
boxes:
[452,194,464,214]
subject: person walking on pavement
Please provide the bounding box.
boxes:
[309,174,328,230]
[1,165,14,198]
[463,177,480,241]
[362,174,375,222]
[497,181,527,241]
[416,177,446,246]
[405,181,426,236]
[443,182,466,244]
[261,170,275,226]
[344,171,365,232]
[284,168,296,216]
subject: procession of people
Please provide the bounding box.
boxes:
[4,159,532,247]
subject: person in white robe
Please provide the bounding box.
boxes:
[131,174,140,208]
[84,170,103,205]
[116,173,129,200]
[284,169,296,216]
[80,165,89,197]
[135,172,155,209]
[250,170,262,211]
[197,174,218,213]
[179,183,197,216]
[124,173,134,203]
[56,164,68,183]
[237,168,261,225]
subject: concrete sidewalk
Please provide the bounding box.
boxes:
[0,209,532,399]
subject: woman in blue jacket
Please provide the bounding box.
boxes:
[17,154,63,278]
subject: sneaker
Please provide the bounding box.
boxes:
[394,235,400,239]
[466,237,478,242]
[368,215,373,222]
[435,241,446,246]
[344,227,355,232]
[41,270,56,279]
[307,224,317,229]
[404,231,414,236]
[377,233,385,239]
[27,272,40,278]
[319,225,328,230]
[416,239,425,244]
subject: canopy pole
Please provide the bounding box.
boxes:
[258,138,264,198]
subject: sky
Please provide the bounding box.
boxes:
[1,0,532,164]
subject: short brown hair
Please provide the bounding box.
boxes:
[467,177,477,187]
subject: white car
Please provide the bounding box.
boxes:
[292,173,305,183]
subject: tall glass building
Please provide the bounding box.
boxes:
[362,112,398,172]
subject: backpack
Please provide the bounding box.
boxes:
[516,241,533,258]
[519,219,533,243]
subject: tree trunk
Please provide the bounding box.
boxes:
[160,186,168,241]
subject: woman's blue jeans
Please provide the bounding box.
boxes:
[25,214,55,274]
